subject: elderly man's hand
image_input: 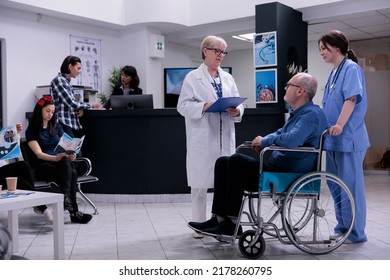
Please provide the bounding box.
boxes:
[251,136,263,153]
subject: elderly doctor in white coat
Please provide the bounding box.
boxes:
[177,35,244,238]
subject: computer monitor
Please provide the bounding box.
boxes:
[164,67,232,108]
[110,94,154,109]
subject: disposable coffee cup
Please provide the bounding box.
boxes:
[6,177,18,193]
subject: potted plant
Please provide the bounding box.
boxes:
[96,92,108,105]
[108,66,122,90]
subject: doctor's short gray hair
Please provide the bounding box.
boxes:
[200,35,227,60]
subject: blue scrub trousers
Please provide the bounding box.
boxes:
[326,150,368,243]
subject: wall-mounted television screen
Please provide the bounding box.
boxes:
[164,67,232,108]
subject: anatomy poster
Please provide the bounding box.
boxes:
[70,35,102,92]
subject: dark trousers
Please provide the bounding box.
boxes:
[211,153,279,218]
[0,161,35,191]
[35,157,78,211]
[0,161,47,211]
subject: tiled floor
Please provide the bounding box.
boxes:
[1,172,390,260]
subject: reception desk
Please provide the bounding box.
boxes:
[77,108,284,194]
[26,109,284,194]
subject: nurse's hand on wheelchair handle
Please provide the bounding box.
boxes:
[328,124,343,136]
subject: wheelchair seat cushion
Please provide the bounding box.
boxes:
[259,172,304,193]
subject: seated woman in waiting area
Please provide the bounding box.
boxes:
[25,95,92,224]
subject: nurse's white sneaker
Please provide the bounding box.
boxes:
[34,207,53,225]
[43,209,54,225]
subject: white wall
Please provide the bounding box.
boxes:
[0,7,120,132]
[7,0,341,26]
[0,4,337,134]
[223,49,255,107]
[307,40,333,106]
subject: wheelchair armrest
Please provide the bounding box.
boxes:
[259,145,321,173]
[236,141,253,152]
[266,145,318,153]
[73,157,93,176]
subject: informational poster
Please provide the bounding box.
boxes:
[70,35,102,92]
[253,31,277,104]
[0,125,22,160]
[255,69,277,104]
[253,31,277,68]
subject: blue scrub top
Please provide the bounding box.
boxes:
[322,59,370,152]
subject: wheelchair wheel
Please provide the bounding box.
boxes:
[238,230,266,259]
[251,194,313,238]
[282,171,355,255]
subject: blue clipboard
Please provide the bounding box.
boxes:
[206,97,247,112]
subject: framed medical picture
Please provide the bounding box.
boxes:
[255,69,277,104]
[253,31,277,68]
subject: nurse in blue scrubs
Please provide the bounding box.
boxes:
[318,30,370,243]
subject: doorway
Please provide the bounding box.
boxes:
[352,38,390,172]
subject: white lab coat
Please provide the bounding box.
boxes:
[177,64,244,189]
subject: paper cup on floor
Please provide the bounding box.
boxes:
[6,177,17,192]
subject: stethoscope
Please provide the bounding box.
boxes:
[325,57,347,92]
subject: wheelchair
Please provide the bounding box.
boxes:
[223,130,356,259]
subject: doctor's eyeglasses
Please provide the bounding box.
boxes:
[206,48,228,56]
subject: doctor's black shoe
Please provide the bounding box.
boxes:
[201,218,242,238]
[188,216,219,232]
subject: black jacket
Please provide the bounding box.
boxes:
[104,84,143,109]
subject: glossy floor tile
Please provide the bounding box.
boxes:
[1,173,390,260]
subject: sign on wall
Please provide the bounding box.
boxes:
[70,35,102,93]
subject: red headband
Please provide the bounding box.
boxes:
[37,95,52,107]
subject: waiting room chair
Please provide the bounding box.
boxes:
[20,139,99,215]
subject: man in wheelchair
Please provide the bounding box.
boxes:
[188,73,328,237]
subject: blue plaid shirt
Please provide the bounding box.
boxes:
[50,73,91,130]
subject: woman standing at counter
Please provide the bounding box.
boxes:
[177,35,244,238]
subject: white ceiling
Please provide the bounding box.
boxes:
[163,0,390,51]
[1,0,390,52]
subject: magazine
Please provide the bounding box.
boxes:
[54,133,85,154]
[0,125,22,161]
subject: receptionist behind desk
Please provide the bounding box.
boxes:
[104,65,143,109]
